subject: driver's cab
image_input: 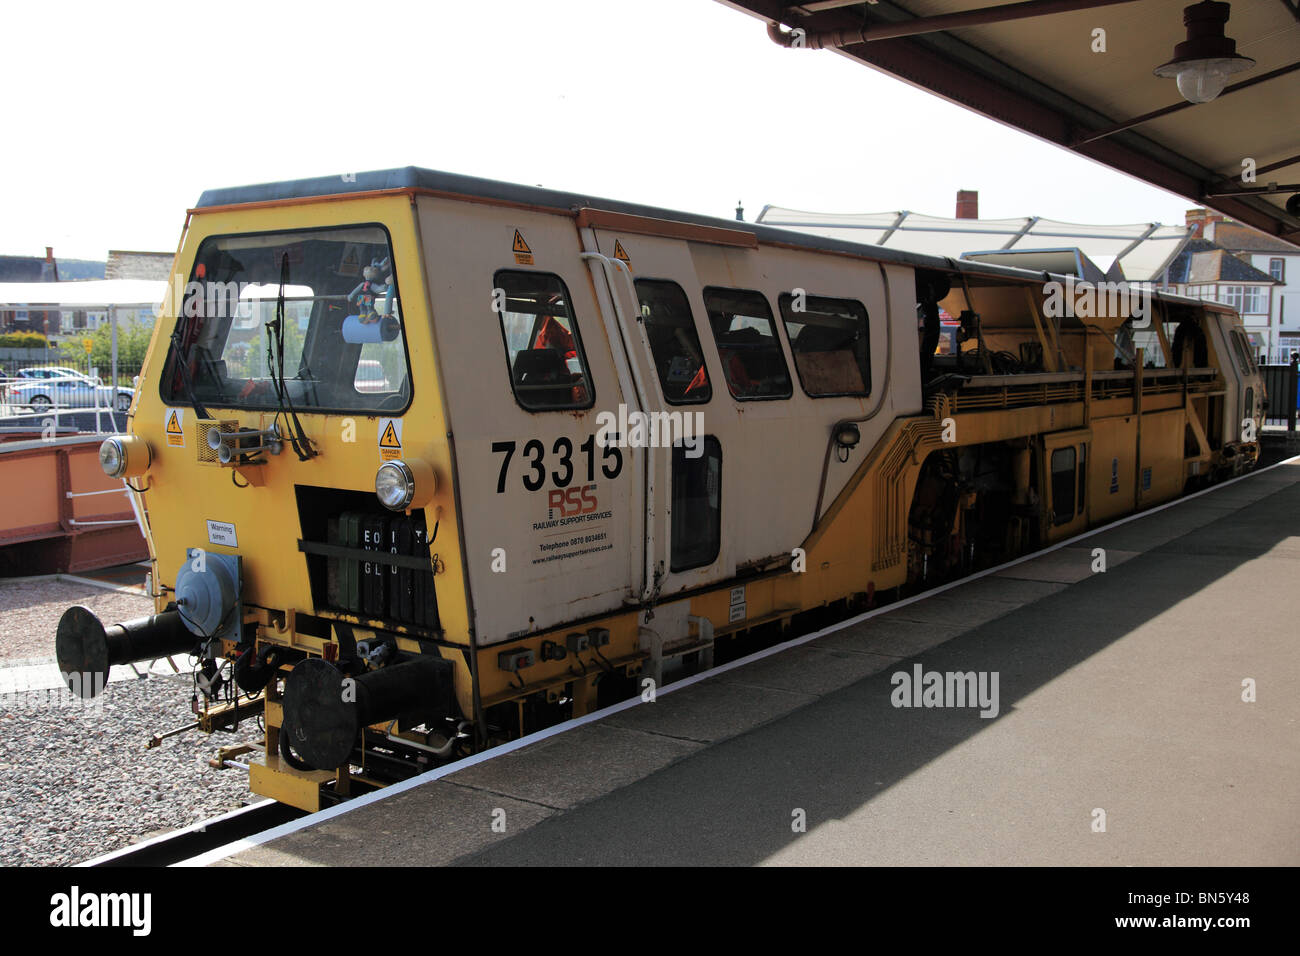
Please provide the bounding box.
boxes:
[160,225,412,415]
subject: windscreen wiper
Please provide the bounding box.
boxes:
[266,254,316,461]
[169,323,211,421]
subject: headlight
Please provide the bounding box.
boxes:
[98,434,151,479]
[376,461,415,510]
[834,423,861,449]
[375,458,435,512]
[99,438,126,477]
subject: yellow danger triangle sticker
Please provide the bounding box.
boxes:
[613,239,631,266]
[378,417,403,461]
[513,229,534,265]
[164,408,185,447]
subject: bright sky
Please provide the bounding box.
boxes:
[0,0,1197,261]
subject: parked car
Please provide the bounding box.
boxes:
[354,359,392,394]
[13,366,80,382]
[5,367,133,412]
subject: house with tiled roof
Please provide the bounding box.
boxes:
[1184,209,1299,363]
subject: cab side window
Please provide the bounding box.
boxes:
[671,436,722,572]
[634,279,711,404]
[493,270,594,411]
[1050,446,1077,526]
[701,287,792,401]
[1232,330,1257,374]
[777,292,871,397]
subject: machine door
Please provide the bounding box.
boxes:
[1043,428,1090,542]
[578,227,722,602]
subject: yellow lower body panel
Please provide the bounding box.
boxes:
[250,755,334,813]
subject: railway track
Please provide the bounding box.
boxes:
[81,800,304,867]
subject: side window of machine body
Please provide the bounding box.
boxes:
[777,292,871,397]
[701,287,792,401]
[493,270,594,411]
[670,437,722,572]
[634,278,711,404]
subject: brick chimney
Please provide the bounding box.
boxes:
[956,190,979,220]
[1185,207,1224,240]
[40,246,59,282]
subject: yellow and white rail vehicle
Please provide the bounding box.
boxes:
[57,168,1263,810]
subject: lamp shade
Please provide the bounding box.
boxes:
[1154,1,1254,104]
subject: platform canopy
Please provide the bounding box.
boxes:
[0,279,166,308]
[756,207,1192,279]
[722,0,1300,246]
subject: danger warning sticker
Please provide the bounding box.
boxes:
[613,239,631,267]
[512,229,533,265]
[378,417,403,461]
[164,408,185,448]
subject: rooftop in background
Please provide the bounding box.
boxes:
[105,250,173,281]
[1212,223,1300,256]
[1165,238,1279,285]
[0,253,104,282]
[1192,216,1300,256]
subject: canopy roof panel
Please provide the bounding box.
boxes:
[0,279,166,308]
[757,206,1191,278]
[722,0,1300,245]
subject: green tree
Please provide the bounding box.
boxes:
[59,317,154,384]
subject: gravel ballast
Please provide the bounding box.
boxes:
[0,671,260,866]
[0,579,152,662]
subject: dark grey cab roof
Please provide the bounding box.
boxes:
[194,166,1205,306]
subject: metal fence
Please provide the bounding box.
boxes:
[1261,362,1298,431]
[0,354,141,388]
[0,360,139,437]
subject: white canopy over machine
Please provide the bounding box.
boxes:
[755,207,1192,281]
[0,279,167,308]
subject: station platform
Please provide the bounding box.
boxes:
[209,458,1300,867]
